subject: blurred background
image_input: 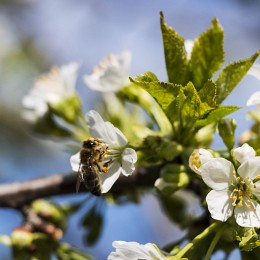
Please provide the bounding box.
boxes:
[0,0,260,259]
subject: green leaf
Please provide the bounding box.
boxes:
[195,106,239,128]
[190,18,224,89]
[218,118,237,151]
[140,135,183,165]
[160,12,189,85]
[165,87,186,123]
[235,227,260,252]
[130,72,180,110]
[182,82,213,120]
[198,80,217,107]
[215,51,260,104]
[166,82,213,124]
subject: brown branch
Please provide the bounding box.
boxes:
[0,166,161,208]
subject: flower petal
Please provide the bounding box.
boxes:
[237,157,260,179]
[234,201,260,227]
[251,182,260,201]
[247,63,260,81]
[22,94,48,118]
[206,190,233,222]
[83,50,131,92]
[108,241,164,260]
[99,162,121,193]
[247,91,260,106]
[233,143,255,164]
[112,125,128,146]
[70,152,80,172]
[189,148,213,175]
[184,39,194,60]
[59,62,79,92]
[85,110,128,146]
[200,158,234,190]
[120,148,137,176]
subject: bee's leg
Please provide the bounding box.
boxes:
[101,159,112,173]
[94,161,103,172]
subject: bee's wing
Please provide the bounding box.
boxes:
[76,176,81,193]
[76,165,82,193]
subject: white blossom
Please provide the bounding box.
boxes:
[247,91,260,106]
[248,63,260,80]
[233,143,256,164]
[200,144,260,227]
[184,39,194,60]
[83,50,131,92]
[108,241,165,260]
[70,110,137,193]
[22,62,79,121]
[189,148,213,175]
[246,63,260,106]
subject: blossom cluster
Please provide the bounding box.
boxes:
[190,143,260,227]
[20,29,260,258]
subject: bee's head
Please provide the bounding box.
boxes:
[83,139,96,148]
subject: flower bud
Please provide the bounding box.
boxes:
[189,148,213,174]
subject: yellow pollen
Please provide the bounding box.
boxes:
[238,201,243,207]
[254,184,257,188]
[102,166,109,173]
[232,203,237,206]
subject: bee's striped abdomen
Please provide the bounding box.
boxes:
[81,164,101,196]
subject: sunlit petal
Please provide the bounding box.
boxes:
[108,241,164,260]
[70,152,80,172]
[86,110,127,146]
[234,201,260,227]
[233,143,255,164]
[206,190,233,222]
[189,148,213,175]
[100,162,121,193]
[121,148,137,176]
[200,158,234,190]
[238,157,260,179]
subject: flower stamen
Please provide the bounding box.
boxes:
[229,175,257,210]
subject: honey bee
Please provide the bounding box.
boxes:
[77,137,110,196]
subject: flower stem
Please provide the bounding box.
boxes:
[118,85,172,135]
[172,221,222,259]
[204,223,225,260]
